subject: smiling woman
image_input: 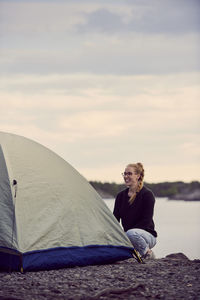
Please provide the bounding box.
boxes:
[113,163,157,259]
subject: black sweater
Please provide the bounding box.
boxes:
[113,186,157,237]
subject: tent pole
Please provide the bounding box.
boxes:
[20,253,24,273]
[132,249,144,263]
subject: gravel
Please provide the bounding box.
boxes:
[0,253,200,300]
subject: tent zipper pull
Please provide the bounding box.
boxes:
[13,179,18,198]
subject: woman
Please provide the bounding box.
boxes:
[113,163,157,259]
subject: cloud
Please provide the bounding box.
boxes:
[0,0,199,182]
[59,110,127,141]
[78,0,200,34]
[1,1,199,77]
[0,1,86,35]
[1,72,199,149]
[78,8,125,33]
[1,33,199,76]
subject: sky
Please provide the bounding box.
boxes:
[0,0,200,184]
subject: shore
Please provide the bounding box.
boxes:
[0,253,199,300]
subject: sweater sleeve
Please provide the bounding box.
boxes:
[113,194,121,222]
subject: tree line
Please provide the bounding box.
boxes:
[89,180,200,198]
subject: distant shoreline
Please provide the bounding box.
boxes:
[89,180,200,201]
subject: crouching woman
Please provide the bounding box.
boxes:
[113,163,157,259]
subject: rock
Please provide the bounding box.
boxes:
[165,252,189,260]
[0,254,199,300]
[169,189,200,201]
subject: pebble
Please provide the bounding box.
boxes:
[0,254,199,300]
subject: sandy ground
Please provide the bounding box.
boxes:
[0,253,200,300]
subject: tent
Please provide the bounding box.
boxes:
[0,132,133,272]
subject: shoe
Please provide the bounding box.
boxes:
[143,249,156,260]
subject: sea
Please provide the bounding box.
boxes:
[103,197,200,260]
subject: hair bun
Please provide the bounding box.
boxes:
[137,162,143,168]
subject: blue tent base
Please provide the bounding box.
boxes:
[0,248,22,272]
[0,245,134,272]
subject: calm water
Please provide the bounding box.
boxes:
[104,197,200,260]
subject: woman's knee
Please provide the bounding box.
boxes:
[126,229,139,239]
[126,229,142,244]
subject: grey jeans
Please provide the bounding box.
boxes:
[126,228,157,256]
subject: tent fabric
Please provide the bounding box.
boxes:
[0,245,132,272]
[0,132,133,271]
[0,145,18,250]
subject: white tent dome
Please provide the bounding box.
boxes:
[0,132,133,271]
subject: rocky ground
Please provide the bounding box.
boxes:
[0,253,200,300]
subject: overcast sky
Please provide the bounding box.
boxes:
[0,0,200,183]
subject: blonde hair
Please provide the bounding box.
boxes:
[127,162,145,204]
